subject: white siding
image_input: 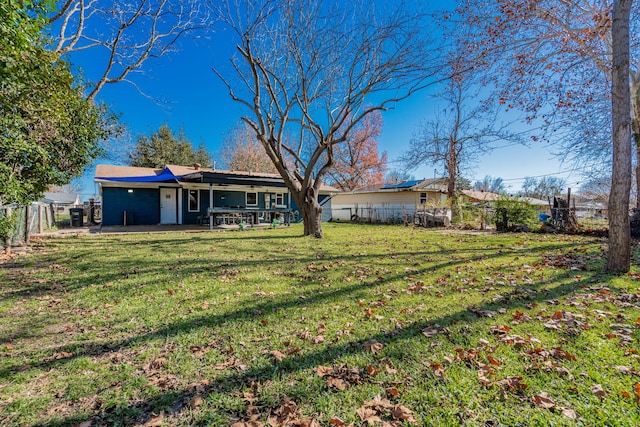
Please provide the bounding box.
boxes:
[331,191,447,222]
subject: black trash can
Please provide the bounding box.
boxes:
[70,208,84,227]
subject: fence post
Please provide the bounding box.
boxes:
[4,206,11,251]
[24,204,31,244]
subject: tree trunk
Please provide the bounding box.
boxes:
[447,175,459,223]
[606,0,633,273]
[635,133,640,208]
[294,186,324,238]
[631,77,640,208]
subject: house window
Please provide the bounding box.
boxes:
[246,192,258,206]
[188,189,199,212]
[419,192,428,205]
[275,193,285,207]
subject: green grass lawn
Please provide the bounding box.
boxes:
[0,223,639,426]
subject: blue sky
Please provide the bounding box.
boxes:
[70,6,582,200]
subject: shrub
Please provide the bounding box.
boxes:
[492,197,537,232]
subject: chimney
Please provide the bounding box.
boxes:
[194,163,201,170]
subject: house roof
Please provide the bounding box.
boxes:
[460,190,503,202]
[517,196,549,206]
[95,164,164,178]
[346,178,447,194]
[42,192,80,204]
[94,164,340,192]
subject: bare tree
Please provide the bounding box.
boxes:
[456,0,635,271]
[49,0,210,100]
[402,78,516,220]
[473,176,507,194]
[212,0,445,237]
[607,0,633,272]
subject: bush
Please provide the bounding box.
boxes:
[0,210,17,247]
[492,197,537,232]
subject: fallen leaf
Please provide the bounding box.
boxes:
[356,407,381,425]
[329,417,346,426]
[495,376,527,393]
[429,362,445,379]
[560,407,579,419]
[363,340,384,355]
[231,422,263,427]
[269,350,287,362]
[326,377,348,390]
[366,365,381,376]
[487,356,501,366]
[386,387,400,397]
[555,366,574,380]
[532,392,555,409]
[314,366,333,377]
[189,394,204,408]
[363,395,393,410]
[634,382,640,403]
[590,384,606,399]
[391,404,417,423]
[422,326,439,338]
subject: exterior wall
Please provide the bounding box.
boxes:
[102,187,160,226]
[319,194,332,222]
[181,188,212,224]
[288,194,332,223]
[331,191,445,222]
[214,190,246,208]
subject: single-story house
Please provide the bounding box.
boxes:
[330,178,450,224]
[41,191,81,215]
[94,164,337,227]
[461,190,549,213]
[460,190,503,204]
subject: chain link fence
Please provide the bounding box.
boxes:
[1,203,55,250]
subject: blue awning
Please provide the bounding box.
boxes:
[96,168,182,183]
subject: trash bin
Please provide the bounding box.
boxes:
[70,208,84,227]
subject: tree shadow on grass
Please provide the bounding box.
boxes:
[0,237,599,378]
[8,238,612,426]
[32,268,603,427]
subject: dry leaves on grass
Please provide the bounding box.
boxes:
[532,392,555,409]
[356,396,417,425]
[266,398,319,427]
[313,365,365,390]
[533,391,580,420]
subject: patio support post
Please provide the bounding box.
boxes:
[209,183,213,230]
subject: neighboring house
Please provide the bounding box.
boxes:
[460,190,503,205]
[461,190,549,213]
[94,164,338,226]
[331,178,449,223]
[517,196,550,214]
[41,191,81,216]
